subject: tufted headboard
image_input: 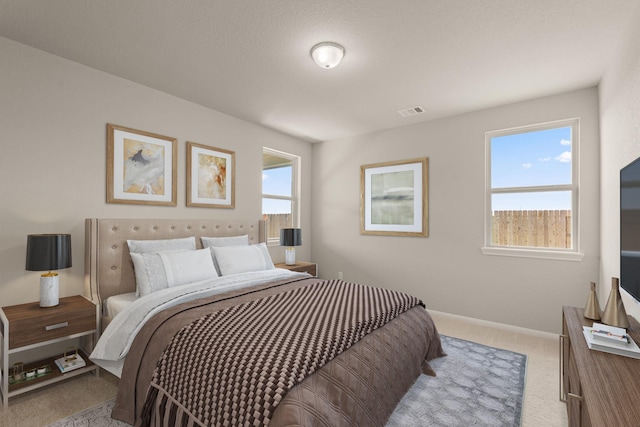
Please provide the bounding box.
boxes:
[84,218,266,320]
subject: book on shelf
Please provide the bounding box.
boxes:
[582,323,640,359]
[54,351,86,373]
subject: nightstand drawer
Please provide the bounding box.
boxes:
[288,264,317,276]
[275,261,317,277]
[5,296,96,349]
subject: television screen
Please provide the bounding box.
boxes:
[620,156,640,303]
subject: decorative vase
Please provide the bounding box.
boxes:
[601,277,630,328]
[584,282,601,320]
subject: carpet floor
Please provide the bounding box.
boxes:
[47,335,526,427]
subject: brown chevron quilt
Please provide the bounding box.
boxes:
[111,277,444,426]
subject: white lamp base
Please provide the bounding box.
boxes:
[40,273,59,307]
[285,248,296,265]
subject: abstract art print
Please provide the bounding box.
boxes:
[360,157,428,237]
[106,124,177,206]
[186,142,235,208]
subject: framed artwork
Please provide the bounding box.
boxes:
[186,141,235,208]
[360,157,428,237]
[106,124,177,206]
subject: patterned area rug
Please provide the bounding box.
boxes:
[387,335,527,427]
[47,335,526,427]
[46,398,125,427]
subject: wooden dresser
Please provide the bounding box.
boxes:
[561,306,640,426]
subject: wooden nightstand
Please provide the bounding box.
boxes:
[275,261,317,277]
[0,295,99,409]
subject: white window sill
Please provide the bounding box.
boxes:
[480,246,584,261]
[266,238,281,247]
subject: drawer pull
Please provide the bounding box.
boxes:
[45,322,69,331]
[559,334,567,402]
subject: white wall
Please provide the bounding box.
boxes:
[0,37,312,308]
[6,19,633,335]
[599,6,640,321]
[312,88,601,333]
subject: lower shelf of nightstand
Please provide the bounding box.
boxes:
[7,349,97,397]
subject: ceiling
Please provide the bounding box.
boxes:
[0,0,637,142]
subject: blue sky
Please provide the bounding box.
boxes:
[262,166,292,214]
[262,126,573,214]
[491,126,572,211]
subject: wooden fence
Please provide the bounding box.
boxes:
[266,210,571,248]
[263,213,293,240]
[491,210,572,248]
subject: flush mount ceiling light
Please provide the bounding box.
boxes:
[311,42,345,69]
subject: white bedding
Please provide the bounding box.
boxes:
[104,292,137,319]
[90,269,306,377]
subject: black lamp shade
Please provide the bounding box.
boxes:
[280,228,302,247]
[26,234,72,271]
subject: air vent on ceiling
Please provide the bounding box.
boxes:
[397,106,425,118]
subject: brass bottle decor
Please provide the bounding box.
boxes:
[584,282,601,320]
[601,277,630,328]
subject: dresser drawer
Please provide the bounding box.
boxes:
[5,296,96,349]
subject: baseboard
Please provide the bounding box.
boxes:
[428,309,558,340]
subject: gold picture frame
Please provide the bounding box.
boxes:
[106,124,177,206]
[186,141,235,208]
[360,157,428,237]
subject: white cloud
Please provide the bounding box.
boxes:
[262,173,268,180]
[560,138,571,146]
[539,157,551,162]
[555,151,571,163]
[522,163,532,169]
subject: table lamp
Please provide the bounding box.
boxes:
[280,228,302,265]
[26,234,72,307]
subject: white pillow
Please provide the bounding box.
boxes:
[201,235,249,248]
[130,248,218,297]
[127,237,197,296]
[201,235,250,275]
[127,236,196,254]
[211,243,275,276]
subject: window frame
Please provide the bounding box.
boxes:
[481,118,584,261]
[262,147,300,246]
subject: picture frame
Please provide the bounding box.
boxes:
[186,141,235,208]
[106,124,177,206]
[360,157,428,237]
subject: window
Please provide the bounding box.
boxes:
[262,148,300,244]
[482,118,583,260]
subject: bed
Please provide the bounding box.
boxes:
[85,218,444,426]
